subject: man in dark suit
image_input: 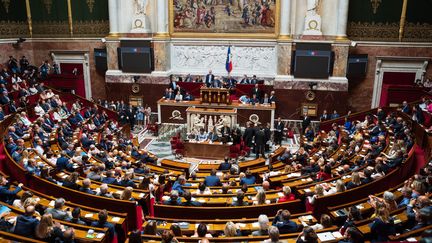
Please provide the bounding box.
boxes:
[301,112,311,134]
[269,90,276,103]
[264,123,271,152]
[254,126,266,158]
[251,84,261,100]
[319,110,329,121]
[169,75,178,92]
[272,209,299,234]
[0,176,22,205]
[212,77,222,88]
[181,190,202,206]
[205,70,215,87]
[91,210,116,241]
[225,75,237,89]
[243,122,255,148]
[204,169,222,186]
[221,123,231,143]
[250,75,258,84]
[274,117,284,145]
[14,205,39,238]
[240,74,250,84]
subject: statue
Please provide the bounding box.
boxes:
[135,0,148,15]
[307,0,319,13]
[131,0,151,33]
[303,0,322,35]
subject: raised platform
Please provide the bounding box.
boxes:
[157,98,276,129]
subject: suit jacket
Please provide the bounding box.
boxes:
[251,87,261,99]
[302,116,311,128]
[243,127,255,146]
[275,122,284,132]
[169,81,178,92]
[272,218,299,234]
[255,130,266,145]
[204,175,222,187]
[14,214,39,238]
[205,74,215,86]
[46,207,72,221]
[0,185,22,204]
[269,95,276,103]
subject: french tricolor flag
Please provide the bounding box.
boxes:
[225,46,233,73]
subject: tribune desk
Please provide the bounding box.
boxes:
[157,98,276,129]
[183,140,230,160]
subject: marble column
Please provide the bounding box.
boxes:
[156,0,169,37]
[108,0,119,35]
[277,43,292,75]
[106,40,120,70]
[332,44,349,77]
[336,0,349,39]
[279,0,291,38]
[153,41,170,72]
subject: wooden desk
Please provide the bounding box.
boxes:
[200,87,231,105]
[184,141,230,160]
[157,98,276,129]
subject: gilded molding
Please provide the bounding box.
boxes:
[347,22,399,41]
[32,21,70,37]
[348,21,432,42]
[73,20,109,37]
[0,21,30,38]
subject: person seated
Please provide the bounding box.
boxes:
[310,214,333,231]
[172,175,189,195]
[278,186,296,202]
[225,75,237,89]
[331,110,340,119]
[239,95,250,104]
[183,92,194,101]
[240,169,256,185]
[163,190,181,205]
[0,176,23,205]
[272,209,299,234]
[263,226,282,243]
[231,190,249,206]
[295,226,318,243]
[223,221,241,237]
[45,198,72,221]
[192,223,212,238]
[35,213,64,241]
[197,128,208,142]
[14,205,39,238]
[240,74,250,84]
[79,179,96,195]
[250,94,260,105]
[207,127,219,142]
[204,169,222,187]
[67,207,86,226]
[261,93,271,105]
[369,207,395,242]
[174,90,183,102]
[96,184,113,198]
[252,214,270,236]
[91,210,116,241]
[180,190,201,207]
[253,189,268,205]
[219,157,232,171]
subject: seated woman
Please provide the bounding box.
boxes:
[253,189,269,205]
[223,221,241,237]
[35,213,64,241]
[346,172,362,189]
[278,186,296,202]
[310,214,333,231]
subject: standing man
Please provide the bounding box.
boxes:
[254,126,266,159]
[243,122,255,148]
[251,84,261,100]
[301,112,311,134]
[169,75,178,93]
[205,70,215,87]
[274,117,284,145]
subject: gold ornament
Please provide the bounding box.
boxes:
[86,0,95,13]
[42,0,52,14]
[132,84,140,93]
[305,91,316,101]
[2,0,10,14]
[370,0,382,14]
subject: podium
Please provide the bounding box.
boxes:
[200,87,230,105]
